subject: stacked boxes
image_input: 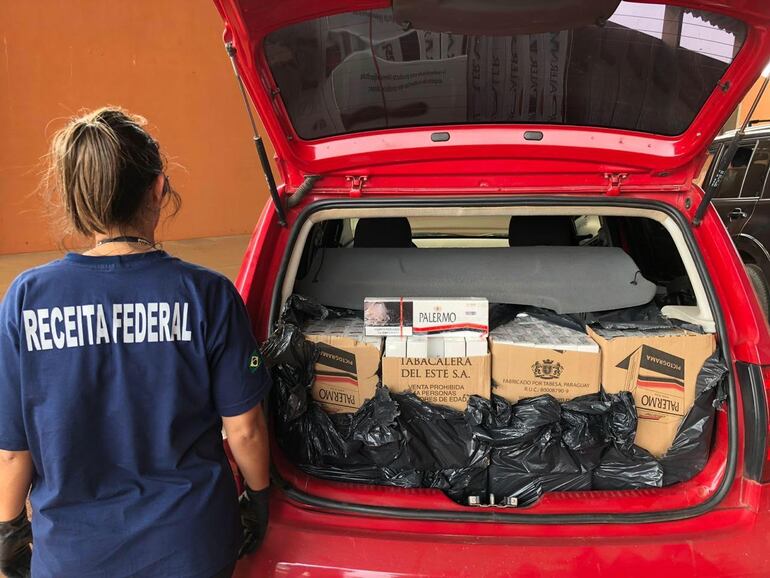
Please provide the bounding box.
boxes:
[305,299,717,458]
[304,318,383,413]
[373,298,491,411]
[589,326,716,457]
[489,314,601,404]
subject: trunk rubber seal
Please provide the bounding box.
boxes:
[268,196,737,524]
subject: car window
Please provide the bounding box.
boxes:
[713,143,756,199]
[741,140,770,198]
[264,3,746,140]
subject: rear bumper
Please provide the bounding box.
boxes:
[233,490,770,578]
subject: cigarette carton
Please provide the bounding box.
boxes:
[304,317,383,413]
[444,337,466,358]
[385,336,407,358]
[465,336,488,357]
[490,314,601,404]
[427,336,445,358]
[588,326,716,457]
[364,297,488,337]
[406,335,428,358]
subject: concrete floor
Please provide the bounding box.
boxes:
[0,234,251,300]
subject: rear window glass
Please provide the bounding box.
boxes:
[264,2,745,140]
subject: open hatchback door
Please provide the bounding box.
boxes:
[214,0,770,199]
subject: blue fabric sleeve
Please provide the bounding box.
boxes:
[207,281,271,417]
[0,278,28,450]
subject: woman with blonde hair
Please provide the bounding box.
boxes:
[0,107,271,578]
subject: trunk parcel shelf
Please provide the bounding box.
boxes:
[263,295,727,506]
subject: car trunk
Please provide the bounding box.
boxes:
[210,0,768,521]
[263,200,734,519]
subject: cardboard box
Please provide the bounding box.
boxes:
[490,314,601,404]
[588,326,716,457]
[304,318,383,413]
[364,297,488,336]
[382,353,490,411]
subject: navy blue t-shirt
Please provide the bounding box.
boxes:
[0,251,271,578]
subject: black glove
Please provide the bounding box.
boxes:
[0,510,32,578]
[237,486,269,558]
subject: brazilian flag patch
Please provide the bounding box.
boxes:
[248,349,263,373]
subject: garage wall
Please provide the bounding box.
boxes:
[3,3,769,256]
[0,1,273,255]
[738,77,770,127]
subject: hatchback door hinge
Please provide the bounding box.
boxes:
[347,175,368,197]
[604,173,628,196]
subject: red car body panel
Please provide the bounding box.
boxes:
[215,0,770,575]
[226,194,770,577]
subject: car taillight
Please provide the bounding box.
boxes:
[760,367,770,483]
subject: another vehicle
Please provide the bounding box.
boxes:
[213,1,770,576]
[705,125,770,316]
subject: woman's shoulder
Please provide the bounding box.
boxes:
[167,257,237,292]
[1,258,69,309]
[6,258,69,288]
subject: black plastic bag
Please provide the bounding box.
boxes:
[592,444,663,490]
[659,352,727,485]
[490,440,590,505]
[345,387,404,467]
[561,394,612,469]
[278,293,357,328]
[424,467,489,502]
[263,322,318,423]
[489,305,586,333]
[521,307,587,333]
[265,293,720,504]
[485,395,589,505]
[395,392,490,500]
[574,302,673,331]
[592,391,664,490]
[301,464,423,488]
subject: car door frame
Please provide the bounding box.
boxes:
[734,136,770,290]
[710,138,762,238]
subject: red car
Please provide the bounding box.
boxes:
[213,1,770,576]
